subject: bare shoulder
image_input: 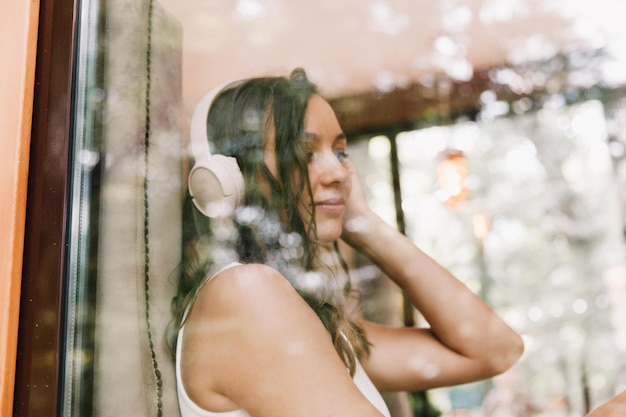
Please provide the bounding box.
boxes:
[181,263,329,410]
[185,262,325,347]
[190,263,313,322]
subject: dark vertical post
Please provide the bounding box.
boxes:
[388,130,415,327]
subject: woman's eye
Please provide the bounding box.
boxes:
[334,150,349,161]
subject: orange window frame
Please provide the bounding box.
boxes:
[0,1,40,415]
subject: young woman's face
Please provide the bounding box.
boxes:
[300,94,351,244]
[262,94,351,244]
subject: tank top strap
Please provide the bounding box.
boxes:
[181,261,242,323]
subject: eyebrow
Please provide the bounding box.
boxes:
[303,131,347,143]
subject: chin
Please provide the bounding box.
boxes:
[315,225,343,244]
[310,213,343,244]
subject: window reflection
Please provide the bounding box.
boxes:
[60,0,626,416]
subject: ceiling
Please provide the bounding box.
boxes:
[158,0,625,113]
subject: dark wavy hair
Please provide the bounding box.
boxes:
[168,68,369,375]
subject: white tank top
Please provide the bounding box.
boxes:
[175,263,391,417]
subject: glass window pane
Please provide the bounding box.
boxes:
[61,1,626,416]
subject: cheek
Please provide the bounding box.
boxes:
[297,172,313,207]
[255,166,273,200]
[263,147,278,178]
[305,161,321,188]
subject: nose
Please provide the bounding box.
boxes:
[317,151,349,186]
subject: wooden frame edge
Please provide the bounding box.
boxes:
[0,1,41,415]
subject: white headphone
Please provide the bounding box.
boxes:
[188,80,245,218]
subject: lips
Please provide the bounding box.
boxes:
[315,198,345,214]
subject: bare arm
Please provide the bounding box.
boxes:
[181,264,387,417]
[341,159,524,391]
[585,392,626,417]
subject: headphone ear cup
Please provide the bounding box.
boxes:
[188,155,245,218]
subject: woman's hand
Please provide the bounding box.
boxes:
[341,159,377,248]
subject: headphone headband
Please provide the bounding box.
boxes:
[189,80,242,161]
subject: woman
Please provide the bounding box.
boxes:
[169,68,524,417]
